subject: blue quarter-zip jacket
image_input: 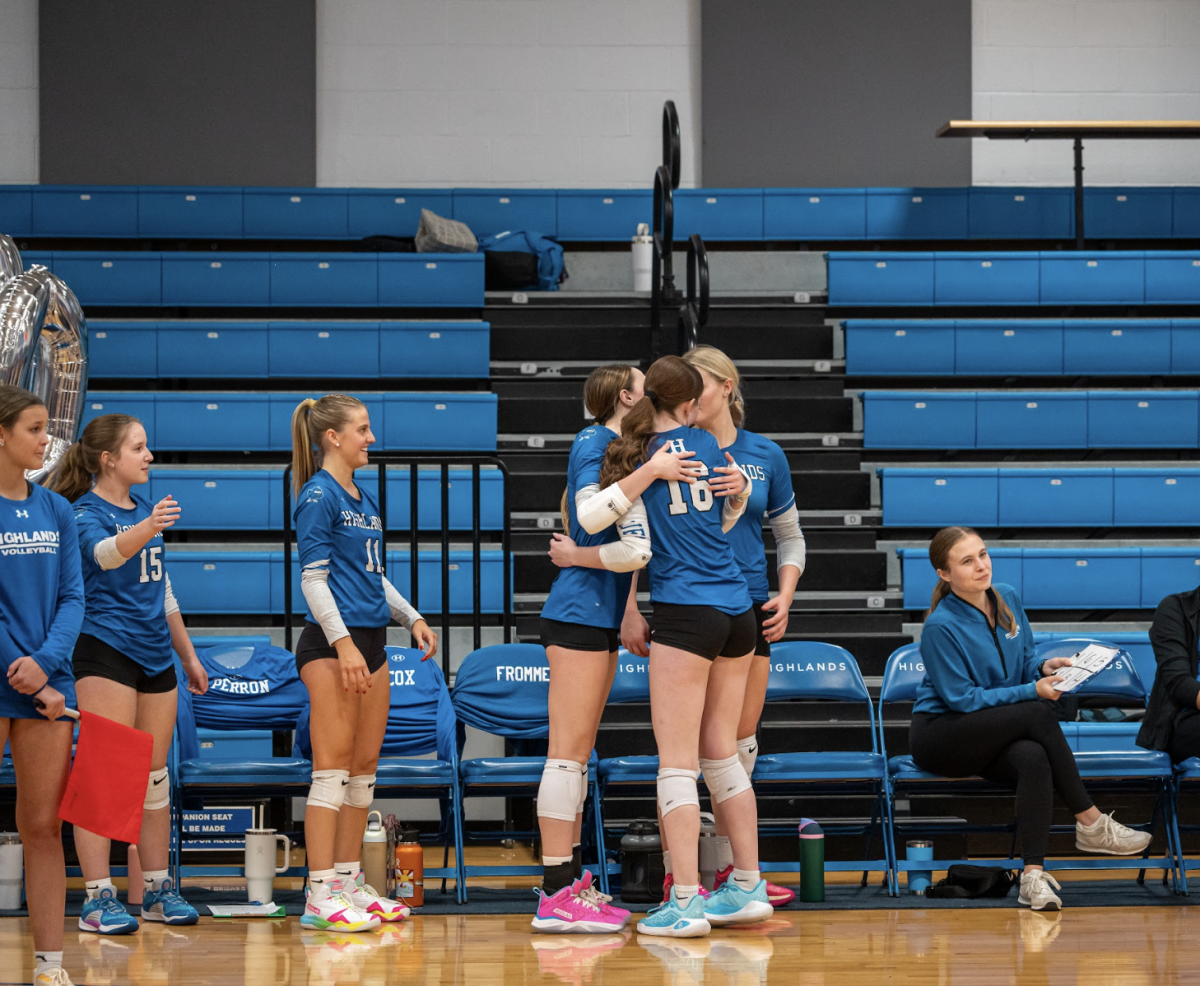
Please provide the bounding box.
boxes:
[913,583,1041,715]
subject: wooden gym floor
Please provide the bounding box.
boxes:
[2,847,1197,984]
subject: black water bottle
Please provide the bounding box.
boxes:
[619,820,664,903]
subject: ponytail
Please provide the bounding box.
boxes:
[290,398,318,499]
[46,413,137,503]
[598,396,657,488]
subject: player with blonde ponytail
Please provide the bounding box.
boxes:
[290,394,436,932]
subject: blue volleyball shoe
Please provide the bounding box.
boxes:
[635,887,710,938]
[702,878,773,926]
[141,879,199,925]
[78,886,140,935]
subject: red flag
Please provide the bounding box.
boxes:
[58,710,154,846]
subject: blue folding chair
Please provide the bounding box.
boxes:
[450,643,602,900]
[882,640,1179,892]
[751,641,894,893]
[1173,758,1200,894]
[594,649,656,894]
[171,640,312,884]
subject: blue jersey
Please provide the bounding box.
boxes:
[722,430,796,602]
[641,426,751,616]
[74,491,174,674]
[541,425,633,630]
[0,483,84,718]
[294,470,389,630]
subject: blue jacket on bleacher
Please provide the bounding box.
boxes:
[914,583,1041,715]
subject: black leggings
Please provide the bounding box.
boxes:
[910,701,1095,867]
[1169,708,1200,764]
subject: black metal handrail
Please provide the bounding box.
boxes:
[679,233,709,352]
[282,455,513,678]
[662,100,680,191]
[650,164,677,359]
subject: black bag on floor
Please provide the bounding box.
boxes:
[925,864,1016,899]
[484,250,539,290]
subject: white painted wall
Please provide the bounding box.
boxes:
[315,0,702,188]
[973,0,1200,185]
[0,0,38,184]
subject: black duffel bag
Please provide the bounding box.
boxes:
[925,864,1017,899]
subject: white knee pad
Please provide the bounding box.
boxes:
[699,754,753,804]
[736,735,759,778]
[537,759,585,822]
[144,767,170,811]
[657,768,700,818]
[344,773,377,809]
[307,768,350,811]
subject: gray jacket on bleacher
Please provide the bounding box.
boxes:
[1137,586,1200,753]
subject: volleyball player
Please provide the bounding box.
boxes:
[681,345,804,907]
[581,356,772,937]
[291,394,437,932]
[0,385,85,986]
[51,415,208,931]
[532,362,704,934]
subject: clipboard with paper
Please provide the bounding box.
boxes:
[1050,644,1122,693]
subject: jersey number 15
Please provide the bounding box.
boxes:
[138,545,163,583]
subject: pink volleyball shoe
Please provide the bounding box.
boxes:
[572,871,630,928]
[530,881,628,934]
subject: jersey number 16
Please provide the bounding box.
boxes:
[666,462,712,515]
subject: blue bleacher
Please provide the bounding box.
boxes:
[81,390,498,451]
[863,390,1200,449]
[23,252,485,308]
[5,184,1200,242]
[898,546,1200,610]
[882,467,1200,528]
[89,319,489,379]
[830,251,1200,306]
[148,466,504,531]
[846,318,1200,375]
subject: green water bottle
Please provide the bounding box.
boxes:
[799,818,825,903]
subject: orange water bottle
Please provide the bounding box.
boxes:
[394,826,424,908]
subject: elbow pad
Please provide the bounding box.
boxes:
[300,562,350,645]
[769,505,807,576]
[94,536,127,571]
[575,482,632,535]
[599,499,652,572]
[163,573,180,616]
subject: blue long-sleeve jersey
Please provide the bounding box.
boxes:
[913,583,1041,715]
[0,482,84,717]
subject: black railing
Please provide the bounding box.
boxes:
[662,100,680,192]
[282,455,513,678]
[650,164,676,359]
[679,233,709,352]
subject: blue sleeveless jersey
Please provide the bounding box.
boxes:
[294,469,389,629]
[641,426,751,615]
[74,491,174,674]
[722,430,796,602]
[0,483,84,718]
[185,643,309,731]
[541,425,633,630]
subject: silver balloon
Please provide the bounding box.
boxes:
[0,234,21,289]
[0,262,89,483]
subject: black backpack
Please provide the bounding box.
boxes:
[925,864,1017,899]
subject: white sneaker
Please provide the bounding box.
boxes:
[35,970,75,986]
[1075,812,1154,856]
[1018,870,1062,912]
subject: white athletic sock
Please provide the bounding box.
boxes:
[731,867,761,891]
[85,878,114,899]
[334,860,361,881]
[34,951,63,979]
[143,869,170,893]
[309,868,338,898]
[673,883,699,904]
[541,854,572,867]
[715,835,734,871]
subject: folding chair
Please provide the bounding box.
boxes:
[170,640,312,884]
[751,641,894,893]
[882,639,1180,893]
[450,642,602,901]
[1172,758,1200,894]
[293,647,466,902]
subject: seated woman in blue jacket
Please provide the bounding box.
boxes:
[910,526,1152,911]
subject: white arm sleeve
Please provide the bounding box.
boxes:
[300,562,350,646]
[720,474,753,533]
[598,498,652,573]
[94,535,127,570]
[575,482,633,535]
[769,504,807,576]
[163,572,180,616]
[381,576,423,631]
